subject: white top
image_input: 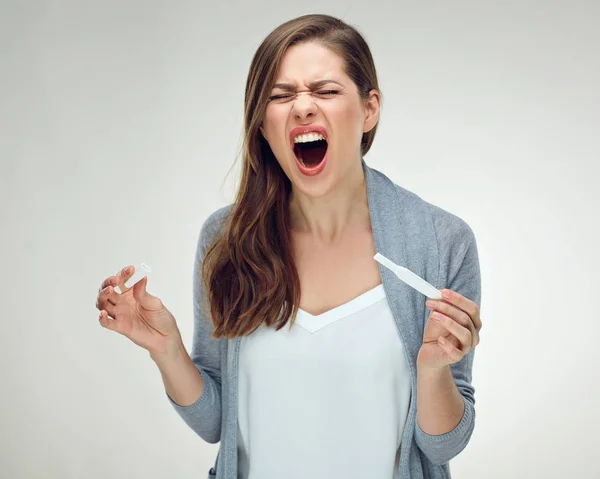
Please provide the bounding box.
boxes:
[237,283,412,479]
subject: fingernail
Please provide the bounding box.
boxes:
[102,286,111,294]
[441,290,451,300]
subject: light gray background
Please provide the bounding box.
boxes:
[2,1,599,478]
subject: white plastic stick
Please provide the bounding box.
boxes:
[374,253,442,300]
[114,263,152,294]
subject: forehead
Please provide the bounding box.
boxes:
[274,42,346,85]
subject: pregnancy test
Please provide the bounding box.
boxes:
[374,253,442,300]
[114,263,152,294]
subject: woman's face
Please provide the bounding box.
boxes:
[260,42,380,197]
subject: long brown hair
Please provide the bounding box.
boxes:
[202,14,382,339]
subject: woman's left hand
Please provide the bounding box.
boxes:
[417,289,482,370]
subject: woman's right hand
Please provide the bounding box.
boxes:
[96,265,182,357]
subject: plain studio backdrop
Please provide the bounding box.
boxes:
[1,1,599,478]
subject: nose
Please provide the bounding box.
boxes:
[292,91,317,121]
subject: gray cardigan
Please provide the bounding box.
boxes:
[167,158,482,479]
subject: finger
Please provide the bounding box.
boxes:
[115,265,135,294]
[430,311,473,350]
[99,309,123,333]
[438,336,465,363]
[98,275,118,295]
[473,313,482,332]
[440,289,479,324]
[427,300,471,327]
[96,284,118,310]
[427,299,479,345]
[97,291,118,317]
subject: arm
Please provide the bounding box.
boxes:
[417,364,467,437]
[152,338,205,407]
[157,215,224,444]
[414,224,482,465]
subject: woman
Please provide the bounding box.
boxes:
[96,13,482,479]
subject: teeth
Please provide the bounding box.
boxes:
[293,132,326,143]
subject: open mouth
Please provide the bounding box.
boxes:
[293,139,328,168]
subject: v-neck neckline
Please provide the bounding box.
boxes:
[293,283,385,333]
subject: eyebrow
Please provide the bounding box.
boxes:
[271,80,344,90]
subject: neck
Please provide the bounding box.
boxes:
[288,160,370,244]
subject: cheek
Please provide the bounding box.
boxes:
[263,111,287,144]
[329,101,362,128]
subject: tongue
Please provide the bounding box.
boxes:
[295,141,327,167]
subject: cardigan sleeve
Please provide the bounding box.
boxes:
[165,211,226,444]
[414,216,482,465]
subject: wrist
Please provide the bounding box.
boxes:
[417,361,451,378]
[149,336,185,364]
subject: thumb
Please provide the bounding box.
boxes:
[132,276,161,309]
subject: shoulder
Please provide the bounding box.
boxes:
[425,199,476,251]
[199,204,234,251]
[392,182,476,253]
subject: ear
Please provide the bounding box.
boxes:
[362,89,381,133]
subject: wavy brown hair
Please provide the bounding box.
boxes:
[202,14,382,339]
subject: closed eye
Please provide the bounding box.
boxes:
[269,90,340,101]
